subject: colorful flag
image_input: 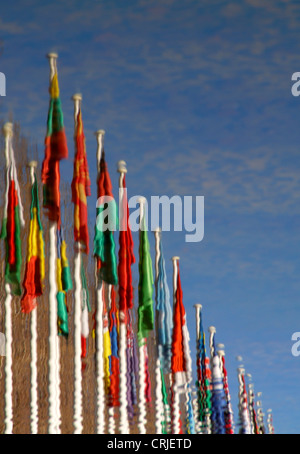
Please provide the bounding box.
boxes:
[94,152,118,285]
[41,69,68,226]
[103,293,112,389]
[109,286,120,407]
[71,107,91,254]
[196,308,212,432]
[118,174,135,318]
[137,213,154,344]
[56,227,73,337]
[21,174,45,313]
[156,237,173,372]
[1,135,24,296]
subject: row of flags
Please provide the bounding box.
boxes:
[0,53,274,434]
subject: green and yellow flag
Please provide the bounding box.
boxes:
[21,174,45,313]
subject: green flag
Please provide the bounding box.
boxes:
[138,215,154,344]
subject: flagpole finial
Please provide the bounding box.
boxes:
[137,196,147,205]
[194,303,202,309]
[3,122,13,138]
[47,52,58,59]
[95,129,105,137]
[72,93,82,101]
[208,325,216,334]
[172,256,180,261]
[28,160,38,168]
[117,160,127,174]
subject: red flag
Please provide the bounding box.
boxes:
[171,265,186,374]
[118,175,135,320]
[71,108,91,254]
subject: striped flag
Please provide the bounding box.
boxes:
[94,152,118,285]
[1,132,24,296]
[56,227,73,337]
[21,174,45,313]
[41,68,68,226]
[71,107,91,254]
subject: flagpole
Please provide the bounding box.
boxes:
[217,344,234,434]
[28,160,39,434]
[154,228,164,434]
[117,159,130,434]
[171,255,181,434]
[3,122,14,434]
[194,303,202,433]
[237,364,251,434]
[46,52,61,434]
[137,196,148,435]
[95,129,105,434]
[72,93,84,434]
[107,284,115,434]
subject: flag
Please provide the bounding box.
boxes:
[118,174,135,318]
[156,238,173,372]
[210,332,227,434]
[71,107,91,254]
[80,260,91,359]
[171,266,186,383]
[1,135,24,296]
[196,308,212,432]
[137,212,154,344]
[94,152,118,285]
[103,293,112,389]
[56,227,73,337]
[109,286,120,407]
[21,174,45,313]
[41,69,68,226]
[221,354,234,434]
[126,310,139,419]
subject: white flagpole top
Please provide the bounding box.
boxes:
[28,160,38,168]
[72,93,82,101]
[172,256,180,261]
[208,325,216,334]
[47,52,58,59]
[95,129,105,137]
[137,196,147,205]
[117,160,127,174]
[153,227,161,233]
[3,122,13,138]
[194,303,202,310]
